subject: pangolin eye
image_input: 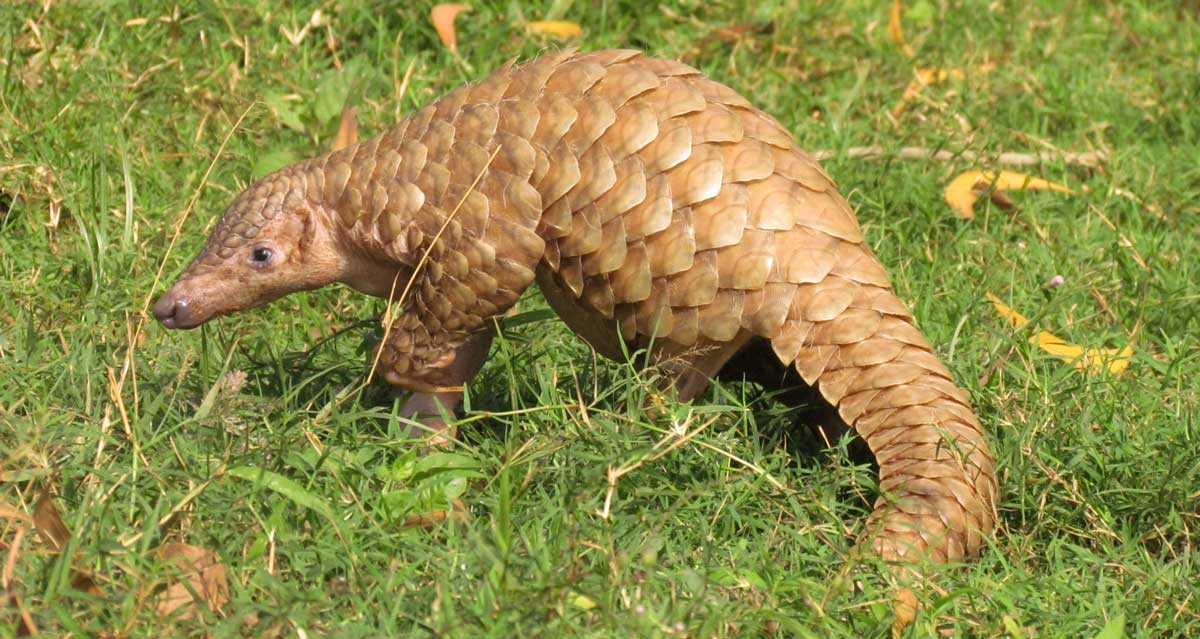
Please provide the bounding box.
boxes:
[251,247,273,263]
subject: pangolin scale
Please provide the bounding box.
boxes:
[155,49,997,565]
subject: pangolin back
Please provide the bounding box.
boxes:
[304,48,997,563]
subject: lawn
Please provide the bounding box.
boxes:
[1,1,1198,637]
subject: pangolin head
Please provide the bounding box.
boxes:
[154,163,345,329]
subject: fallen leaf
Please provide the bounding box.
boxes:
[945,170,1072,219]
[526,20,582,40]
[153,543,230,619]
[32,490,70,551]
[888,0,916,58]
[28,491,106,597]
[70,570,104,597]
[431,4,471,53]
[892,587,919,639]
[401,498,471,529]
[987,293,1133,375]
[712,21,774,43]
[333,105,359,151]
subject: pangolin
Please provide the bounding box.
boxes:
[154,48,997,565]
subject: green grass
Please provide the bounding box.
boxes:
[2,1,1198,637]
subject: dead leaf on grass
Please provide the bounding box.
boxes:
[32,490,70,551]
[892,587,919,638]
[987,292,1134,376]
[888,0,916,58]
[431,4,472,53]
[944,169,1072,219]
[526,20,582,40]
[711,21,774,43]
[401,498,471,530]
[25,491,105,596]
[153,542,230,619]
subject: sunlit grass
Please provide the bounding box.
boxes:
[1,1,1197,637]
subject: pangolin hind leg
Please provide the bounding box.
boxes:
[539,264,754,404]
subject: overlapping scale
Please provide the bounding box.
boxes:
[286,48,996,570]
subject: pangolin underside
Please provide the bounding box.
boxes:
[161,49,997,565]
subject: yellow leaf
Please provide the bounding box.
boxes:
[430,4,471,53]
[986,293,1133,375]
[527,20,582,39]
[945,170,1072,219]
[888,0,916,59]
[569,591,598,610]
[892,588,919,639]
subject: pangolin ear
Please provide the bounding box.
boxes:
[295,202,316,254]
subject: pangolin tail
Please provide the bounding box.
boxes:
[768,278,998,562]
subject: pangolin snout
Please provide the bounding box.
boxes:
[153,289,203,329]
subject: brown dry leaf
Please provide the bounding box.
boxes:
[987,293,1134,375]
[401,498,471,530]
[710,21,775,43]
[32,490,70,551]
[945,169,1072,219]
[26,491,106,597]
[526,20,582,40]
[70,570,105,597]
[431,4,471,53]
[888,0,916,58]
[333,105,359,151]
[153,543,230,619]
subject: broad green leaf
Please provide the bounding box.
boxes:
[227,466,340,532]
[314,65,356,126]
[1093,614,1125,639]
[707,567,767,590]
[251,149,298,180]
[413,452,483,477]
[263,92,305,132]
[568,591,597,610]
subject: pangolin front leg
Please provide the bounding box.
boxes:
[154,48,998,568]
[380,323,495,441]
